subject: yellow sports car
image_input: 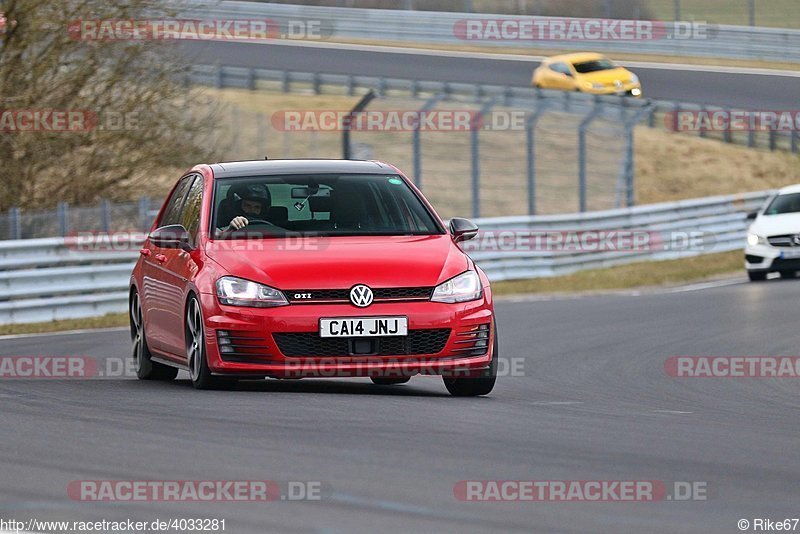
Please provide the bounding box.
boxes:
[532,53,642,97]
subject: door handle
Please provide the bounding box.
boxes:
[139,248,151,257]
[154,253,167,262]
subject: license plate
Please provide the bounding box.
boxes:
[319,317,408,338]
[781,249,800,259]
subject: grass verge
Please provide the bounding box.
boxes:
[492,250,743,296]
[0,313,128,337]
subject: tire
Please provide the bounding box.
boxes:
[443,322,498,397]
[370,377,411,386]
[130,290,178,381]
[748,271,767,282]
[186,296,230,390]
[779,270,796,279]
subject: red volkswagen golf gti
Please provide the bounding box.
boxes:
[129,159,497,396]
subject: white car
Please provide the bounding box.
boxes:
[745,185,800,281]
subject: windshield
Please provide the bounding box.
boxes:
[212,173,444,238]
[763,192,800,215]
[573,59,616,73]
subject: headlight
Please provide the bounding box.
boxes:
[431,271,482,303]
[216,276,288,307]
[629,73,639,84]
[747,233,766,246]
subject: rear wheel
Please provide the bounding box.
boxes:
[443,323,498,397]
[748,271,767,282]
[186,296,230,390]
[370,377,411,386]
[130,290,178,381]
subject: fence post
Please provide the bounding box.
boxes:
[257,112,267,159]
[281,70,290,93]
[621,104,653,208]
[792,130,798,154]
[578,98,603,213]
[470,99,497,219]
[100,199,111,233]
[57,202,69,236]
[9,207,21,240]
[343,90,376,159]
[138,197,151,232]
[674,0,681,20]
[749,0,756,26]
[413,92,445,189]
[214,63,223,89]
[525,105,548,216]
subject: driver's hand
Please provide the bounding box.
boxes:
[229,216,248,230]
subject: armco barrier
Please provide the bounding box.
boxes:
[0,191,772,324]
[185,1,800,63]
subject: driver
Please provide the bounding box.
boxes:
[217,184,271,236]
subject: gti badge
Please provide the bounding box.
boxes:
[350,285,374,307]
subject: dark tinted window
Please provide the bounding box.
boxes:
[160,175,193,226]
[213,174,443,238]
[573,59,615,73]
[764,193,800,215]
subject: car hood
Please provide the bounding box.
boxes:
[205,234,469,289]
[577,68,633,84]
[751,213,800,237]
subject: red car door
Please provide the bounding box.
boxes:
[140,174,194,357]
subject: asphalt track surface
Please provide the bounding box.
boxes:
[180,40,800,109]
[2,278,800,533]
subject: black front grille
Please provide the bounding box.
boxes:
[767,234,800,247]
[217,330,271,363]
[273,329,451,357]
[286,286,433,304]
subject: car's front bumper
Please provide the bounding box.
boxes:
[198,292,495,378]
[745,243,800,272]
[582,82,642,97]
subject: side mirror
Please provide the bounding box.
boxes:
[746,210,759,221]
[449,218,479,243]
[150,224,192,251]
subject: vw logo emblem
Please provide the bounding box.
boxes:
[349,285,374,307]
[793,234,800,246]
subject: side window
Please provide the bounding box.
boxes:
[551,62,572,76]
[159,176,193,227]
[180,176,204,242]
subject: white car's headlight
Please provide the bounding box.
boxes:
[216,276,288,307]
[431,271,482,304]
[629,73,639,84]
[747,233,766,246]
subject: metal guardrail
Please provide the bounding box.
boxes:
[186,1,800,62]
[0,191,770,324]
[189,64,799,155]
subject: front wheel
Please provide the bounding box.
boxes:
[186,296,230,390]
[443,323,498,397]
[748,271,767,282]
[130,290,178,381]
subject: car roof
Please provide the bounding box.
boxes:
[545,52,607,64]
[777,184,800,195]
[205,159,396,178]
